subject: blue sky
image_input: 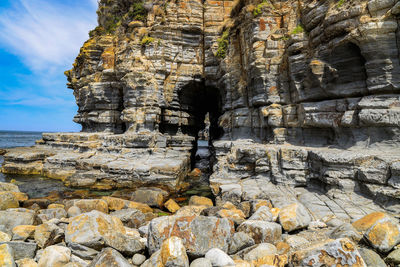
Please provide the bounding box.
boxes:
[0,0,98,132]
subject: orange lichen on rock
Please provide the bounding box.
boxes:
[352,212,387,232]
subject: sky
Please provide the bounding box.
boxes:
[0,0,99,132]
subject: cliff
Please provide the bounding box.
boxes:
[1,0,400,266]
[2,0,400,214]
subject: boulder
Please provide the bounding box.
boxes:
[131,253,146,266]
[15,258,38,267]
[0,243,15,267]
[34,222,64,248]
[200,207,225,217]
[68,242,99,260]
[228,232,255,255]
[238,202,251,218]
[290,238,366,266]
[10,192,28,202]
[104,231,145,256]
[0,241,37,260]
[65,199,108,214]
[67,206,82,218]
[308,220,327,230]
[66,210,144,255]
[110,208,146,228]
[141,250,161,267]
[387,248,400,265]
[131,187,168,208]
[233,259,252,267]
[70,254,88,266]
[88,247,132,267]
[138,225,148,237]
[176,205,208,216]
[283,235,310,250]
[216,208,246,225]
[250,200,272,214]
[240,243,277,261]
[248,206,273,221]
[237,220,282,244]
[12,225,36,241]
[352,212,400,253]
[330,223,362,243]
[241,243,287,267]
[0,231,11,242]
[124,227,140,238]
[278,203,312,232]
[160,236,189,267]
[188,196,213,207]
[205,248,234,267]
[0,192,19,210]
[189,258,212,267]
[358,248,386,267]
[148,215,234,257]
[0,182,19,192]
[65,210,125,250]
[47,204,64,209]
[101,196,152,213]
[364,216,400,253]
[164,199,180,213]
[276,241,291,255]
[37,245,71,267]
[37,208,67,223]
[0,209,36,232]
[352,212,387,233]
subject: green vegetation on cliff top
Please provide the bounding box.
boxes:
[89,0,147,37]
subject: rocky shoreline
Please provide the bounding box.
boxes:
[1,180,400,267]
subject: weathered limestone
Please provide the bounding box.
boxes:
[353,212,400,253]
[88,247,132,267]
[143,236,189,267]
[290,238,366,267]
[0,241,37,260]
[237,220,282,244]
[147,215,234,257]
[0,244,15,267]
[37,245,71,267]
[0,209,37,233]
[65,210,126,249]
[0,192,19,210]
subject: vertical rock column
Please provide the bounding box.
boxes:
[67,36,124,133]
[119,0,205,134]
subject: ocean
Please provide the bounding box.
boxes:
[0,130,66,198]
[0,130,43,148]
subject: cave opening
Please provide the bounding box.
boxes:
[328,42,368,97]
[157,81,223,178]
[178,82,223,141]
[178,81,223,172]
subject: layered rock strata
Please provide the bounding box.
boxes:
[2,0,400,217]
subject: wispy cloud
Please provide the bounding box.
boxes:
[0,0,98,72]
